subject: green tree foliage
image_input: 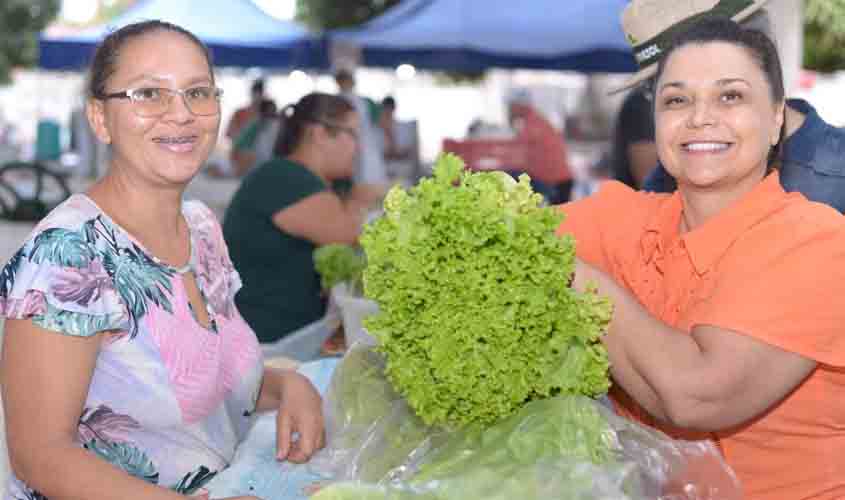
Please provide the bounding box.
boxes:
[0,0,60,84]
[296,0,401,30]
[804,0,845,72]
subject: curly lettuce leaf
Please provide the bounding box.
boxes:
[314,244,366,291]
[360,153,612,427]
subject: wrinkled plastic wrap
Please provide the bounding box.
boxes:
[309,345,741,500]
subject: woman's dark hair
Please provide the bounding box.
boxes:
[612,88,654,188]
[251,78,265,95]
[652,17,786,170]
[274,92,356,157]
[381,96,396,111]
[87,20,213,99]
[259,98,277,117]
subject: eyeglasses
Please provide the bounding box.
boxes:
[315,119,358,142]
[97,86,223,117]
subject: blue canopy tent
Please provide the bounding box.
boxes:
[38,0,328,71]
[329,0,636,73]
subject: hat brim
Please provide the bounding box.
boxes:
[608,0,770,95]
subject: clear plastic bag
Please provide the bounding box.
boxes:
[309,345,741,500]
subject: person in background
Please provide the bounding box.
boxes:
[334,69,388,186]
[506,92,573,203]
[560,17,845,500]
[610,87,657,189]
[223,92,382,346]
[225,78,265,141]
[228,98,280,177]
[378,95,418,182]
[628,0,845,214]
[0,20,322,500]
[378,96,409,161]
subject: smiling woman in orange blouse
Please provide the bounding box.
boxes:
[558,18,845,500]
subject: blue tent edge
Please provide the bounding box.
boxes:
[37,0,330,71]
[38,37,330,71]
[358,47,637,73]
[328,0,637,73]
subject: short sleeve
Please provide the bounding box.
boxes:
[242,160,327,220]
[689,207,845,367]
[555,181,654,274]
[0,230,128,337]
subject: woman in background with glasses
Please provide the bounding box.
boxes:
[223,92,382,347]
[0,21,323,500]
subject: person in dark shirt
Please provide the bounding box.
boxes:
[611,88,658,189]
[223,92,382,344]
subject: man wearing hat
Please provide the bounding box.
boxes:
[619,0,845,213]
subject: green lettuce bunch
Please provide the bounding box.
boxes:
[360,154,613,427]
[314,244,366,292]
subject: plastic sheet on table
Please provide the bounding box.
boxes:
[309,344,741,500]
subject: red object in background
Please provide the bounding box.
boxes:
[442,138,529,172]
[798,70,817,91]
[443,104,572,184]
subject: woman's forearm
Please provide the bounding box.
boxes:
[254,367,289,412]
[13,443,184,500]
[574,261,704,425]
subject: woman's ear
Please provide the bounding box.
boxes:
[86,98,112,145]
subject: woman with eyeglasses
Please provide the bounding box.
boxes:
[223,92,382,346]
[0,21,322,500]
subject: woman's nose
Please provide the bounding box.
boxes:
[161,93,195,123]
[687,100,717,128]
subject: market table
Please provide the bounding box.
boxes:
[206,357,340,500]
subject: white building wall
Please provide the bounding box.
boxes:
[768,0,804,95]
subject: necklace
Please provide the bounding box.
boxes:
[149,253,193,275]
[171,262,193,274]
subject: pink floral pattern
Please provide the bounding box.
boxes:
[2,290,46,318]
[0,195,265,497]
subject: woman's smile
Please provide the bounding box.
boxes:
[151,133,200,153]
[681,141,733,153]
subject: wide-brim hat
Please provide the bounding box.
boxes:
[611,0,770,94]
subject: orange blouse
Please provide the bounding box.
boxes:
[557,172,845,500]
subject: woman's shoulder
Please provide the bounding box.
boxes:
[556,180,671,260]
[243,157,322,186]
[10,194,110,260]
[561,180,669,223]
[182,199,217,226]
[0,195,129,334]
[770,193,845,241]
[183,200,226,249]
[33,194,104,233]
[728,192,845,270]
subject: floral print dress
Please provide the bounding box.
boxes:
[0,195,264,499]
